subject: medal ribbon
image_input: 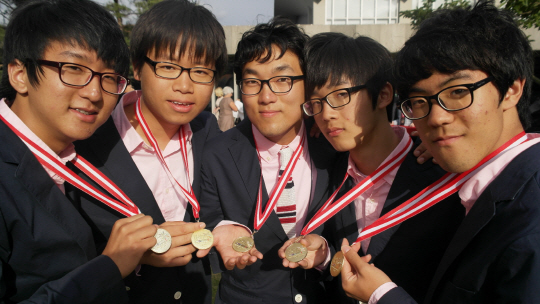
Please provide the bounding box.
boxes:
[134,98,200,218]
[0,114,139,217]
[351,131,528,245]
[300,136,413,236]
[253,133,306,231]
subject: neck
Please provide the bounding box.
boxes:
[10,98,70,155]
[266,120,303,145]
[125,98,181,151]
[349,122,400,176]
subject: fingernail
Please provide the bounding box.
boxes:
[341,245,351,253]
[414,150,420,156]
[199,222,206,228]
[418,157,424,163]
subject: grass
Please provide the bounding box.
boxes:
[211,273,221,303]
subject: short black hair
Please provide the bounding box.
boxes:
[130,0,227,77]
[0,0,130,102]
[394,1,533,129]
[234,17,309,80]
[305,32,393,109]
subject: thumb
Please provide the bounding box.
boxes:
[342,240,366,274]
[196,247,211,258]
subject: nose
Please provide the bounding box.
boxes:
[79,74,103,102]
[258,81,276,104]
[172,69,194,93]
[320,100,338,121]
[426,100,454,127]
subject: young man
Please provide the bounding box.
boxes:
[341,2,540,303]
[72,1,226,303]
[197,18,336,303]
[298,32,463,303]
[0,0,158,303]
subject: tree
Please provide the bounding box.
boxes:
[400,0,540,30]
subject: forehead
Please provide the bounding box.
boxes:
[43,40,112,69]
[149,42,212,66]
[410,70,483,94]
[242,48,302,77]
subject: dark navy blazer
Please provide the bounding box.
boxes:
[199,118,337,304]
[324,145,464,303]
[379,142,540,304]
[0,120,127,304]
[72,111,220,304]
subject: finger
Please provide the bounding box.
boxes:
[196,247,211,258]
[225,257,238,270]
[162,222,206,237]
[342,242,367,274]
[168,243,197,257]
[249,247,263,259]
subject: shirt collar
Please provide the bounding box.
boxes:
[347,125,409,187]
[252,121,306,164]
[112,90,193,154]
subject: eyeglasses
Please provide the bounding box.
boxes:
[239,75,304,96]
[144,56,216,84]
[36,59,128,95]
[400,76,493,120]
[302,84,367,116]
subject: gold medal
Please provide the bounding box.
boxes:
[330,251,344,277]
[285,242,308,262]
[151,228,172,254]
[232,236,254,252]
[191,228,213,250]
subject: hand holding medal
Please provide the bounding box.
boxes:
[200,225,263,270]
[278,234,328,269]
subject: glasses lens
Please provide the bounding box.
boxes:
[189,68,214,83]
[327,89,350,108]
[402,97,429,119]
[154,62,181,78]
[303,101,318,116]
[60,64,92,86]
[268,77,292,93]
[100,74,128,94]
[439,86,472,110]
[240,79,262,95]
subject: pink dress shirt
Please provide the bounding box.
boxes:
[0,99,76,193]
[113,91,194,222]
[347,126,410,253]
[371,132,540,304]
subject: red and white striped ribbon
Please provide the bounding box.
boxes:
[253,133,306,231]
[300,136,413,236]
[0,114,139,217]
[134,98,200,218]
[352,131,528,245]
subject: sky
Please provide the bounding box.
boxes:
[94,0,273,26]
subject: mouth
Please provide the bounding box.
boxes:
[70,107,98,123]
[168,100,194,112]
[71,107,97,115]
[260,110,279,118]
[433,135,462,146]
[327,127,344,137]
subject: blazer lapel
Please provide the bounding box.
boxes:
[367,150,443,258]
[0,122,96,258]
[78,118,165,223]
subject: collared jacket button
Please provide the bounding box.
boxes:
[125,286,130,291]
[174,291,182,300]
[295,294,303,303]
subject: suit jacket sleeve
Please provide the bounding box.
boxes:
[378,287,418,304]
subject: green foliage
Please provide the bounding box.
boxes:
[400,0,540,30]
[501,0,540,29]
[399,0,471,30]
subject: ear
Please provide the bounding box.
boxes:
[8,59,29,94]
[376,82,394,109]
[501,78,525,111]
[133,62,141,81]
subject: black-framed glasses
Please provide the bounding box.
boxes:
[144,56,216,84]
[302,84,367,116]
[400,76,493,120]
[239,75,304,96]
[36,59,128,95]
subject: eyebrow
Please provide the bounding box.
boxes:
[243,63,296,78]
[59,50,91,61]
[410,72,473,94]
